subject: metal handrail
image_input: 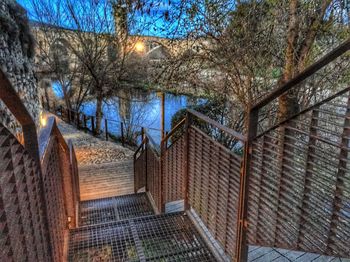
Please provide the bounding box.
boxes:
[251,38,350,111]
[188,109,246,142]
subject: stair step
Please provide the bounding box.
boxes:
[79,193,154,227]
[69,212,218,261]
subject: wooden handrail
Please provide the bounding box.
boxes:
[187,109,246,141]
[252,38,350,111]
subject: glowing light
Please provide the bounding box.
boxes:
[40,114,47,127]
[135,41,145,52]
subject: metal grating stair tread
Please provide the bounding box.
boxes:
[79,192,155,226]
[69,212,218,261]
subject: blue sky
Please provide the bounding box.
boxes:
[17,0,181,37]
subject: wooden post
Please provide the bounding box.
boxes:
[91,116,95,134]
[105,119,108,141]
[236,108,259,262]
[121,122,125,146]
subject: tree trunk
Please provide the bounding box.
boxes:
[278,0,299,121]
[95,92,103,135]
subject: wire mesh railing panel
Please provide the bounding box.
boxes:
[146,145,161,211]
[134,149,146,192]
[188,126,243,259]
[41,137,68,261]
[247,90,350,258]
[79,193,154,226]
[0,123,51,261]
[164,135,185,203]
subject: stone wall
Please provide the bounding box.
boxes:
[0,0,40,136]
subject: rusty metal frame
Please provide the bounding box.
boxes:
[236,38,350,261]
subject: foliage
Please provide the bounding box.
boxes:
[171,97,245,151]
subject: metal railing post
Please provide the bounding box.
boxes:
[83,114,87,130]
[160,137,166,213]
[141,127,145,149]
[184,111,192,210]
[105,119,108,141]
[91,116,95,134]
[67,109,71,124]
[76,112,80,129]
[121,122,125,146]
[236,108,259,262]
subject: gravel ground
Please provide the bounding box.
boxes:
[49,114,134,166]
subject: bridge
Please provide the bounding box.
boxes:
[0,39,350,262]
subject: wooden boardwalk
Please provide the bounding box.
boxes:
[79,159,134,201]
[53,114,135,201]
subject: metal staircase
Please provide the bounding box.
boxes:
[68,193,218,261]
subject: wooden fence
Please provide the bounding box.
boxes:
[0,69,79,261]
[134,39,350,261]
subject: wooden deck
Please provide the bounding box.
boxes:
[248,246,350,262]
[78,159,134,201]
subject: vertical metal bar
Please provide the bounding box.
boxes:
[145,136,148,192]
[184,111,192,210]
[161,92,165,139]
[76,112,80,129]
[67,109,71,124]
[91,116,95,134]
[273,124,288,244]
[83,114,87,130]
[141,127,145,149]
[297,108,319,247]
[121,122,125,146]
[160,138,166,213]
[105,119,108,141]
[236,108,259,262]
[326,93,350,253]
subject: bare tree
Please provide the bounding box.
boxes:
[28,0,153,134]
[157,0,350,127]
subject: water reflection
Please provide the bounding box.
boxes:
[81,89,205,144]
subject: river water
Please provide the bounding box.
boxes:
[80,89,205,144]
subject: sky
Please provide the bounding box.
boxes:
[17,0,181,37]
